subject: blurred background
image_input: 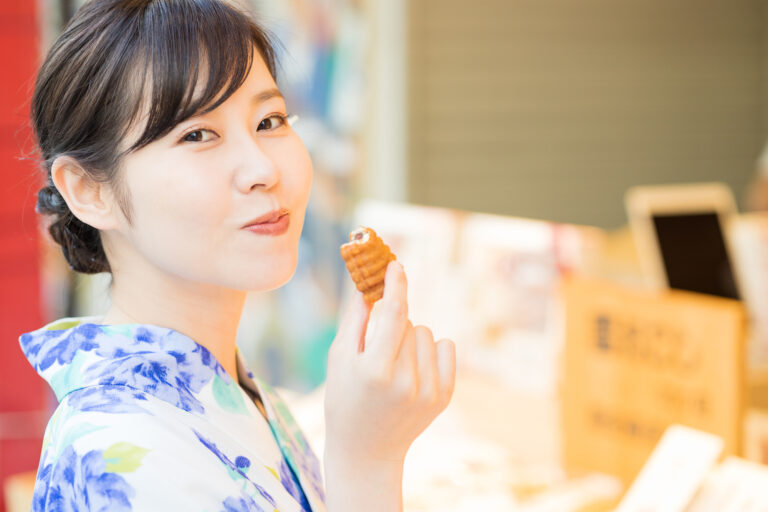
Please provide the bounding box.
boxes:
[4,0,768,510]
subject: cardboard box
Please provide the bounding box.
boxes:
[744,408,768,465]
[562,278,747,483]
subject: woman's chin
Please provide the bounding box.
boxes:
[230,257,298,292]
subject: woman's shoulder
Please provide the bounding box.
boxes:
[33,389,180,511]
[33,387,298,512]
[37,385,194,484]
[44,383,187,445]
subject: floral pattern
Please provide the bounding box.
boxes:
[33,445,135,512]
[20,317,325,511]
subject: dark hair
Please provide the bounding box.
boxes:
[32,0,278,273]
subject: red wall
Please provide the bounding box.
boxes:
[0,1,49,510]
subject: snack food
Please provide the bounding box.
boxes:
[340,226,397,304]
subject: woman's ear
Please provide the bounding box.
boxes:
[50,156,120,230]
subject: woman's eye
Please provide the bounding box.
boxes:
[257,114,288,132]
[182,129,215,143]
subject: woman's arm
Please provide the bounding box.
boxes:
[323,261,457,511]
[324,452,404,512]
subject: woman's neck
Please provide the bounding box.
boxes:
[99,276,246,382]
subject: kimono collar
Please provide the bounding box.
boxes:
[19,316,237,413]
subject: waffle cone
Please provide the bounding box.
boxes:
[340,226,397,304]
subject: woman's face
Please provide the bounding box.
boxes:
[106,52,313,292]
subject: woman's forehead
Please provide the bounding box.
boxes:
[120,46,277,153]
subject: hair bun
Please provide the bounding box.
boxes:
[36,184,110,274]
[35,185,67,215]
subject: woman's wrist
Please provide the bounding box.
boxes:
[324,448,404,512]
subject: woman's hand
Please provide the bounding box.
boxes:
[323,260,456,466]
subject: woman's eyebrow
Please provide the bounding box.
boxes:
[253,88,283,104]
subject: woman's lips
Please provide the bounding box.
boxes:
[243,213,290,235]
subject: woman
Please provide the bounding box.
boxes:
[19,0,456,510]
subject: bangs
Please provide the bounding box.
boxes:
[124,0,277,153]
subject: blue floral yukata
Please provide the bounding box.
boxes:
[19,316,326,511]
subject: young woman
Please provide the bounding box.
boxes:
[19,1,456,510]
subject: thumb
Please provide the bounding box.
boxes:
[334,288,373,355]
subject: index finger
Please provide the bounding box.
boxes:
[334,288,373,356]
[364,260,409,363]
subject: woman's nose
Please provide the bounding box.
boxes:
[234,138,280,192]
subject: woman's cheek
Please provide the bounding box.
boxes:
[291,138,314,202]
